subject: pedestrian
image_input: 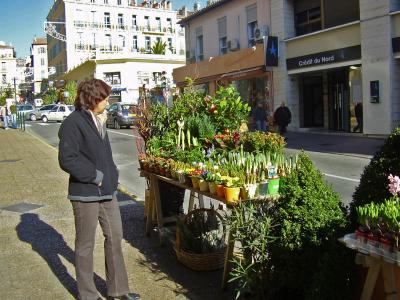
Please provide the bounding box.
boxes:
[273,101,292,137]
[0,105,9,129]
[252,101,268,132]
[58,79,140,300]
[353,102,363,133]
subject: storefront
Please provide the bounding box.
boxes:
[286,45,362,132]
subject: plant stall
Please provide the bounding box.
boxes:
[136,79,350,298]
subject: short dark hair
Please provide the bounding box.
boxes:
[74,79,111,110]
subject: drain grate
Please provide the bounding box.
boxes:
[0,159,21,163]
[1,202,43,213]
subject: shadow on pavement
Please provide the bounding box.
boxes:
[117,192,235,300]
[285,131,385,158]
[16,213,107,299]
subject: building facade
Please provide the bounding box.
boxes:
[30,38,49,94]
[173,0,274,117]
[47,0,186,80]
[272,0,400,135]
[0,42,17,92]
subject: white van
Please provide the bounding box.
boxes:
[34,98,43,107]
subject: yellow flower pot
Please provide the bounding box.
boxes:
[224,186,240,204]
[199,179,209,192]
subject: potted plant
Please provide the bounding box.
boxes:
[199,170,210,192]
[223,175,241,204]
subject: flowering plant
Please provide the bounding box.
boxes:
[388,174,400,196]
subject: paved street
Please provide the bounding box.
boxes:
[0,128,235,300]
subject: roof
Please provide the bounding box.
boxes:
[0,44,14,49]
[32,38,47,46]
[178,0,233,25]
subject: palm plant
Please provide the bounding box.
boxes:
[151,40,167,54]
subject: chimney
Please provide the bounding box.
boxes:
[166,1,172,10]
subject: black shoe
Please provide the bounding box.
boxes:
[111,293,141,300]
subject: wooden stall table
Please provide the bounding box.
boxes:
[140,170,237,289]
[340,234,399,300]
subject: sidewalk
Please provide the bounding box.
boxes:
[0,129,234,300]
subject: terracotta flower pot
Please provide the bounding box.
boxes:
[191,176,200,189]
[216,184,225,198]
[198,179,209,192]
[208,182,217,195]
[224,186,240,204]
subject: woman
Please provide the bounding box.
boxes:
[58,79,139,300]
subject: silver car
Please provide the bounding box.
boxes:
[44,104,75,122]
[17,104,35,121]
[29,104,57,121]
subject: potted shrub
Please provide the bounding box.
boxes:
[223,176,241,204]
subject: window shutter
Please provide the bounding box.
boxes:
[218,17,227,38]
[195,26,203,37]
[246,4,257,23]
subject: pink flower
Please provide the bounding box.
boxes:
[388,174,400,196]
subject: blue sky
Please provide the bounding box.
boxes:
[0,0,206,58]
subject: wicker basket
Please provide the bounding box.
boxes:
[174,208,226,271]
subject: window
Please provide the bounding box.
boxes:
[132,35,138,50]
[59,106,66,112]
[246,4,257,47]
[38,47,46,54]
[156,17,161,31]
[145,36,151,50]
[218,17,227,55]
[104,72,121,85]
[104,12,111,28]
[195,27,203,61]
[91,11,96,24]
[41,70,45,78]
[132,15,137,28]
[295,7,321,35]
[145,16,150,30]
[156,37,161,44]
[119,35,125,48]
[167,18,172,32]
[104,0,108,4]
[41,58,45,66]
[90,0,95,3]
[118,13,124,29]
[167,38,173,52]
[2,74,6,84]
[1,62,5,70]
[105,34,112,50]
[92,33,97,48]
[117,0,122,5]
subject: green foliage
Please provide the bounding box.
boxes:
[0,95,5,106]
[43,88,58,105]
[267,152,354,299]
[350,128,400,228]
[240,131,286,153]
[225,201,275,299]
[151,40,167,55]
[208,85,251,133]
[64,81,78,105]
[10,104,17,114]
[186,114,216,140]
[149,102,169,136]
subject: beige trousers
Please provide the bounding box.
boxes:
[72,197,129,300]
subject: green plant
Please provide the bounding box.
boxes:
[208,85,251,133]
[267,152,354,299]
[64,81,78,105]
[350,128,400,228]
[43,88,58,105]
[225,201,276,299]
[151,40,167,54]
[186,114,216,140]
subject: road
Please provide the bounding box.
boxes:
[25,122,385,207]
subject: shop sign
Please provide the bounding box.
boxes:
[265,36,279,67]
[286,45,361,70]
[392,37,400,53]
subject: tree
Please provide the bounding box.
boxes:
[43,88,58,105]
[63,81,77,105]
[151,40,167,55]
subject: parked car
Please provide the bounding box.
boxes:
[29,104,57,121]
[17,104,35,120]
[43,104,75,122]
[106,103,142,129]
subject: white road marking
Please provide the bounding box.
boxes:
[323,173,360,183]
[38,123,50,126]
[107,129,139,138]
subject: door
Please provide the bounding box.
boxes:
[57,105,66,121]
[302,76,323,127]
[328,70,350,131]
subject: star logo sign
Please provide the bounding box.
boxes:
[269,42,277,57]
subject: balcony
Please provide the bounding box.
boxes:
[73,20,177,34]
